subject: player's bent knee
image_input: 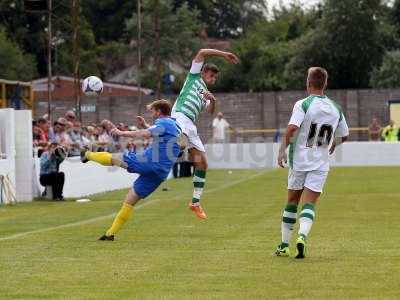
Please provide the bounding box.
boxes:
[111,153,128,169]
[125,188,141,206]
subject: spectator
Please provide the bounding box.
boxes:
[37,117,50,144]
[368,118,381,141]
[80,127,92,147]
[86,126,97,143]
[52,118,71,147]
[65,110,77,124]
[381,120,398,142]
[32,121,41,146]
[212,112,235,143]
[39,143,66,201]
[67,121,83,156]
[96,124,112,151]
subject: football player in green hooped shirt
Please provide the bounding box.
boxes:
[172,48,239,219]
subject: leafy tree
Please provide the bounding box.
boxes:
[393,0,400,31]
[285,0,387,89]
[173,0,267,38]
[214,4,318,92]
[81,0,135,43]
[370,50,400,88]
[0,27,37,80]
[126,0,202,90]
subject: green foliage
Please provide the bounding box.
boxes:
[0,27,37,80]
[173,0,267,38]
[215,4,318,92]
[285,0,387,89]
[126,0,202,90]
[0,0,400,91]
[81,0,135,43]
[370,50,400,88]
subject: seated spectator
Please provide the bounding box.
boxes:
[96,122,113,151]
[381,120,398,142]
[67,121,83,156]
[65,110,77,124]
[368,118,381,141]
[36,118,51,156]
[86,126,98,143]
[32,121,42,147]
[39,143,66,201]
[37,118,50,142]
[51,118,72,148]
[81,126,92,147]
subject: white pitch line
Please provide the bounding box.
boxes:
[0,170,269,242]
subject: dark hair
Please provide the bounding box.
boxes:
[308,67,328,89]
[202,63,219,74]
[147,99,172,116]
[37,117,47,124]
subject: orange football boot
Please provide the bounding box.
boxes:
[189,203,207,219]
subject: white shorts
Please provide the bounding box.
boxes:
[287,169,329,193]
[172,112,205,153]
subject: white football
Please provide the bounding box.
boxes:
[82,76,103,96]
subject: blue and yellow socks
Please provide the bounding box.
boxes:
[86,151,112,166]
[106,203,133,237]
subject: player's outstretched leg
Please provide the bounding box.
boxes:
[81,150,128,169]
[274,203,298,257]
[98,189,140,241]
[295,202,316,259]
[81,150,113,166]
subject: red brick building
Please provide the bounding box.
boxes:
[32,76,153,123]
[32,76,152,99]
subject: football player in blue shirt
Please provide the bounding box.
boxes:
[81,99,181,241]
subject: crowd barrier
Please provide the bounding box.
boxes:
[33,157,138,198]
[30,141,400,199]
[205,142,400,169]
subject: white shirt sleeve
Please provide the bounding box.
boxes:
[335,114,349,137]
[212,118,218,127]
[223,119,230,128]
[288,101,305,127]
[190,61,204,74]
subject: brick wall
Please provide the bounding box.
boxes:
[34,89,400,142]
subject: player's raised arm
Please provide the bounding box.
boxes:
[193,48,239,64]
[111,128,151,139]
[202,91,217,114]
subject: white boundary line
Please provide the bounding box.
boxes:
[0,170,269,242]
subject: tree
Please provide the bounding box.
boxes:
[0,27,37,80]
[173,0,267,38]
[285,0,387,89]
[214,3,319,92]
[126,0,202,90]
[393,0,400,32]
[370,50,400,88]
[81,0,135,43]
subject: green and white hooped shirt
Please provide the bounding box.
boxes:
[172,61,210,123]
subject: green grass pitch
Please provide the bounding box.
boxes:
[0,167,399,299]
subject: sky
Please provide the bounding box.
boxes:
[266,0,322,12]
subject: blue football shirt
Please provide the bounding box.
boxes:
[145,117,181,179]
